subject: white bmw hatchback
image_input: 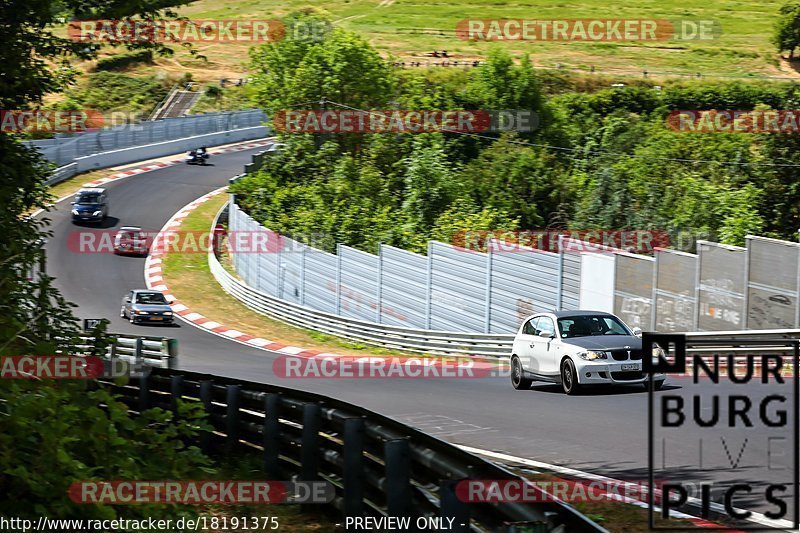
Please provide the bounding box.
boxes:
[510,310,666,394]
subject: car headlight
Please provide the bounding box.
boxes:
[135,310,149,315]
[578,350,608,361]
[163,312,172,316]
[92,210,102,216]
[71,209,79,215]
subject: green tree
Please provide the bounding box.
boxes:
[401,138,458,235]
[251,12,394,113]
[773,2,800,58]
[1,0,213,522]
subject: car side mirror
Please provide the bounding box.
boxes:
[124,297,131,303]
[632,327,642,337]
[539,330,554,339]
[167,300,174,305]
[70,201,76,205]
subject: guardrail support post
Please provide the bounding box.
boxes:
[556,235,565,311]
[199,380,213,454]
[343,417,365,517]
[225,385,240,452]
[336,244,343,316]
[134,337,143,369]
[376,245,383,324]
[264,393,281,478]
[301,403,321,481]
[440,479,470,533]
[425,241,433,329]
[484,244,493,333]
[384,438,411,516]
[138,373,150,412]
[169,375,184,413]
[300,246,307,306]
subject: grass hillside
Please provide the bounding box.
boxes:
[60,0,795,85]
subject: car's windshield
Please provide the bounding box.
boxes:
[75,193,100,205]
[557,315,631,338]
[135,292,167,305]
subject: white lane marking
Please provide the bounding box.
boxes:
[457,445,795,529]
[277,346,305,355]
[248,338,274,346]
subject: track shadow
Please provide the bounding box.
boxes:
[71,216,120,228]
[528,382,681,396]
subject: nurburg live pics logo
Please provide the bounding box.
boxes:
[644,333,799,530]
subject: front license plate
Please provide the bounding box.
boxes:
[621,364,639,370]
[150,317,163,321]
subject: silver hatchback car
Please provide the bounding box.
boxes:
[121,290,174,324]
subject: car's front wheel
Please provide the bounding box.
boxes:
[510,356,532,390]
[561,358,581,395]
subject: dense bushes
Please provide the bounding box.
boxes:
[233,10,800,255]
[94,50,153,71]
[59,72,169,114]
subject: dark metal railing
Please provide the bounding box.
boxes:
[100,368,606,532]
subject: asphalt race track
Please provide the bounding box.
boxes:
[44,146,795,523]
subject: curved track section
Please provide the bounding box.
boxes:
[44,148,787,523]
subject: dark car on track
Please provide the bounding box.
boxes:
[71,188,109,223]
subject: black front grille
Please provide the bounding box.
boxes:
[611,371,644,381]
[610,350,629,361]
[609,349,643,361]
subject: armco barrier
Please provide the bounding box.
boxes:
[99,367,606,532]
[212,204,514,357]
[76,332,177,368]
[28,109,269,185]
[72,126,267,173]
[210,204,800,358]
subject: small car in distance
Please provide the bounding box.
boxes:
[71,188,109,223]
[113,226,149,256]
[121,290,174,325]
[510,310,666,395]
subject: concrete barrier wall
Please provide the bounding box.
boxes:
[74,126,269,172]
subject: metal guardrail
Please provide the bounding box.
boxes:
[209,206,800,358]
[26,109,267,167]
[76,332,177,368]
[45,163,79,186]
[210,205,515,358]
[683,329,800,356]
[99,367,605,532]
